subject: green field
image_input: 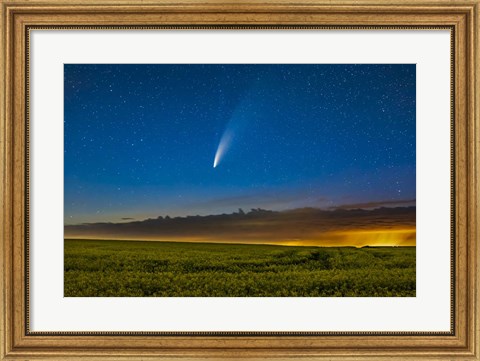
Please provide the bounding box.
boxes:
[64,239,416,297]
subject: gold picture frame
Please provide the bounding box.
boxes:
[1,0,478,359]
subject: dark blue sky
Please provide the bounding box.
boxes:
[64,64,415,224]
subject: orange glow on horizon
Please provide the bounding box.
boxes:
[282,228,416,247]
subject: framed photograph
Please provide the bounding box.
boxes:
[1,0,478,359]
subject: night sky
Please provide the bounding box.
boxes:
[64,64,415,225]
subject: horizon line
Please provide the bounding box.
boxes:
[64,237,416,248]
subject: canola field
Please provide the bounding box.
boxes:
[64,239,415,297]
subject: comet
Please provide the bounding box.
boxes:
[213,129,233,168]
[212,87,257,168]
[213,106,247,168]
